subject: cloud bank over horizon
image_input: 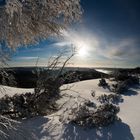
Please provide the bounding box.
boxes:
[9,0,140,68]
[10,28,140,68]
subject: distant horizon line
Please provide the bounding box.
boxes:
[2,65,140,69]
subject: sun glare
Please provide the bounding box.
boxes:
[75,40,89,58]
[78,47,88,57]
[78,47,86,56]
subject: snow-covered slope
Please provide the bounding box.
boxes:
[0,85,34,98]
[0,79,140,140]
[119,86,140,140]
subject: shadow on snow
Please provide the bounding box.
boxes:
[61,121,134,140]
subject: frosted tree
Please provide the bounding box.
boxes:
[0,1,82,139]
[0,0,82,89]
[0,0,82,49]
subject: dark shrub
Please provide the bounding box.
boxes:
[115,73,130,81]
[92,103,120,127]
[0,95,12,115]
[128,76,139,85]
[0,91,58,118]
[84,100,96,108]
[113,76,139,94]
[98,78,108,87]
[115,81,128,94]
[70,103,120,127]
[97,94,123,104]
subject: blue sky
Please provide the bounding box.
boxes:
[9,0,140,68]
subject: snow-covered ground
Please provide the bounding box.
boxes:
[0,85,34,98]
[118,86,140,140]
[0,79,140,140]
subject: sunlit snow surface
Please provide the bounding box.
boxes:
[0,79,140,140]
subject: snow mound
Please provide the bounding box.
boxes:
[1,79,140,140]
[0,85,34,98]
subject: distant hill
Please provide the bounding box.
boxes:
[0,67,108,88]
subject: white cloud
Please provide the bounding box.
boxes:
[11,26,140,68]
[51,42,71,48]
[59,29,101,57]
[101,38,140,61]
[17,56,39,60]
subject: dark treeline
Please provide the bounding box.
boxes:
[0,67,108,88]
[0,67,139,88]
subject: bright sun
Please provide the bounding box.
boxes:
[73,40,89,58]
[78,47,87,57]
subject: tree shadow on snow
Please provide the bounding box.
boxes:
[61,121,134,140]
[123,83,140,96]
[124,89,138,96]
[21,116,50,140]
[132,84,140,89]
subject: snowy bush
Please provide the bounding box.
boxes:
[0,51,76,119]
[115,82,128,94]
[0,92,58,118]
[98,78,109,87]
[112,70,139,83]
[97,94,123,104]
[0,95,12,115]
[113,76,139,94]
[98,78,107,87]
[69,103,120,128]
[127,76,139,85]
[114,72,130,81]
[84,100,96,108]
[91,103,120,127]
